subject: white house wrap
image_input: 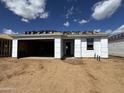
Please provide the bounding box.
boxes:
[0,31,108,59]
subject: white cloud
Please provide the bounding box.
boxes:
[74,19,78,22]
[105,25,124,35]
[112,25,124,34]
[64,21,70,27]
[79,19,89,24]
[92,0,122,20]
[21,18,29,23]
[65,6,74,19]
[3,28,18,34]
[105,29,112,34]
[94,29,101,32]
[2,0,48,22]
[40,12,48,18]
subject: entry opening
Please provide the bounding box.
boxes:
[63,39,74,57]
[18,39,54,58]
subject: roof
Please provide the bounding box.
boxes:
[0,34,13,40]
[109,32,124,42]
[0,31,108,40]
[23,30,108,36]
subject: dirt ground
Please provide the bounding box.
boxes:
[0,57,124,93]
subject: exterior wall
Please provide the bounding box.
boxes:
[54,38,63,59]
[80,37,108,58]
[81,38,87,57]
[74,39,81,58]
[12,39,18,58]
[94,38,101,56]
[109,39,124,57]
[81,38,101,57]
[101,38,108,58]
[11,37,108,59]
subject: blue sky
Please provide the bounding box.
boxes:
[0,0,124,34]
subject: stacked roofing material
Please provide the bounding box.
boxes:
[0,31,107,40]
[23,30,104,35]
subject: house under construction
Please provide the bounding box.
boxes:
[0,31,108,59]
[109,32,124,57]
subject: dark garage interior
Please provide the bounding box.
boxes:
[18,39,54,58]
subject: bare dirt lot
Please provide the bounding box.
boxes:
[0,57,124,93]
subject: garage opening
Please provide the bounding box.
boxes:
[18,39,54,58]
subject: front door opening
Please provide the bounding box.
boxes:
[66,42,71,56]
[63,39,74,57]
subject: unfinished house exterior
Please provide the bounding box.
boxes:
[109,32,124,57]
[0,35,12,57]
[0,31,108,59]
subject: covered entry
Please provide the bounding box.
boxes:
[18,39,54,58]
[63,39,74,57]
